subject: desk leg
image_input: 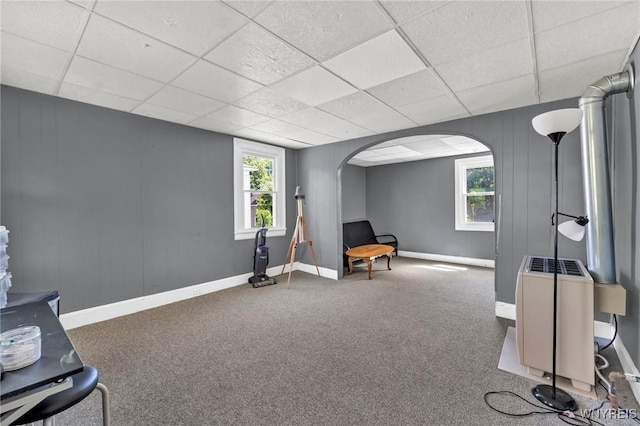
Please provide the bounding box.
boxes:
[347,257,354,275]
[364,258,373,279]
[386,253,392,271]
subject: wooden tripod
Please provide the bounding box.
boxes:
[282,196,320,287]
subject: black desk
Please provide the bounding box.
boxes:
[1,301,84,425]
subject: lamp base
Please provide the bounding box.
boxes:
[532,384,578,412]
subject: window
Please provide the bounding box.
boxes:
[234,138,286,240]
[455,155,495,232]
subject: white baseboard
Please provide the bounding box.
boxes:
[495,301,640,404]
[60,263,337,330]
[495,302,516,320]
[295,262,338,280]
[398,250,495,268]
[614,333,640,403]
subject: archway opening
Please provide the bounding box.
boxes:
[337,133,496,293]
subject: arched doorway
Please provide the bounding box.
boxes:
[337,133,496,288]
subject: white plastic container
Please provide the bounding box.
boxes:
[0,326,42,371]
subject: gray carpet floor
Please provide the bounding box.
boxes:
[58,257,639,425]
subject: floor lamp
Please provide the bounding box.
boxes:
[531,108,584,412]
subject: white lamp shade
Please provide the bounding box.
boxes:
[532,108,583,137]
[558,220,586,241]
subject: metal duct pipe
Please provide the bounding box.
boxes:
[578,64,634,283]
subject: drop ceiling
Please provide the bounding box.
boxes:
[348,134,490,167]
[1,0,638,152]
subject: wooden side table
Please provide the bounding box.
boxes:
[345,244,394,280]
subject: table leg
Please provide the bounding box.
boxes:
[364,257,373,279]
[386,253,392,270]
[347,256,353,275]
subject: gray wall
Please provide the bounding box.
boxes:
[299,98,587,304]
[341,164,366,222]
[0,86,298,313]
[612,43,640,363]
[365,154,494,259]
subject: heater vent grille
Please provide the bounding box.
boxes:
[528,256,585,277]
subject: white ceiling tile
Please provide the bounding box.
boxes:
[132,103,199,125]
[58,82,140,112]
[372,157,405,166]
[535,3,639,71]
[206,105,271,127]
[281,108,373,140]
[347,159,368,167]
[189,116,243,134]
[205,23,314,85]
[405,139,448,152]
[232,128,305,147]
[538,49,628,103]
[64,56,164,101]
[254,1,392,61]
[233,88,308,117]
[1,1,89,51]
[401,1,529,65]
[380,1,447,24]
[77,14,196,82]
[317,91,390,120]
[1,33,70,80]
[93,1,247,56]
[372,140,401,148]
[396,94,469,125]
[372,146,415,156]
[354,150,384,159]
[172,60,263,103]
[270,66,358,106]
[323,30,426,89]
[249,119,306,137]
[268,139,311,149]
[389,151,427,160]
[531,1,635,34]
[442,135,478,146]
[436,38,534,92]
[146,86,225,117]
[1,66,59,95]
[350,109,418,134]
[367,69,450,107]
[288,129,340,145]
[222,1,273,18]
[395,134,445,145]
[67,0,95,10]
[457,74,538,115]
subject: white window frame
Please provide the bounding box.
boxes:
[454,155,495,232]
[234,138,286,240]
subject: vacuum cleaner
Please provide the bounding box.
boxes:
[248,221,277,288]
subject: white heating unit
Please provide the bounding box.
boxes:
[516,255,595,391]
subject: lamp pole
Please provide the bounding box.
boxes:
[552,136,561,399]
[531,108,583,412]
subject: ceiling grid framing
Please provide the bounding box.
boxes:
[1,0,638,150]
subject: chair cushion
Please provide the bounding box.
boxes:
[343,220,378,249]
[15,366,99,424]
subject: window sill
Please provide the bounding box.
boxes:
[455,225,494,232]
[234,227,286,241]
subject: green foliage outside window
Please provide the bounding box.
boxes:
[466,166,495,223]
[244,155,274,227]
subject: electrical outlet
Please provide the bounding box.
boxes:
[193,288,202,296]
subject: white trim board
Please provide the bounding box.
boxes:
[398,250,495,268]
[495,301,640,404]
[60,262,337,330]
